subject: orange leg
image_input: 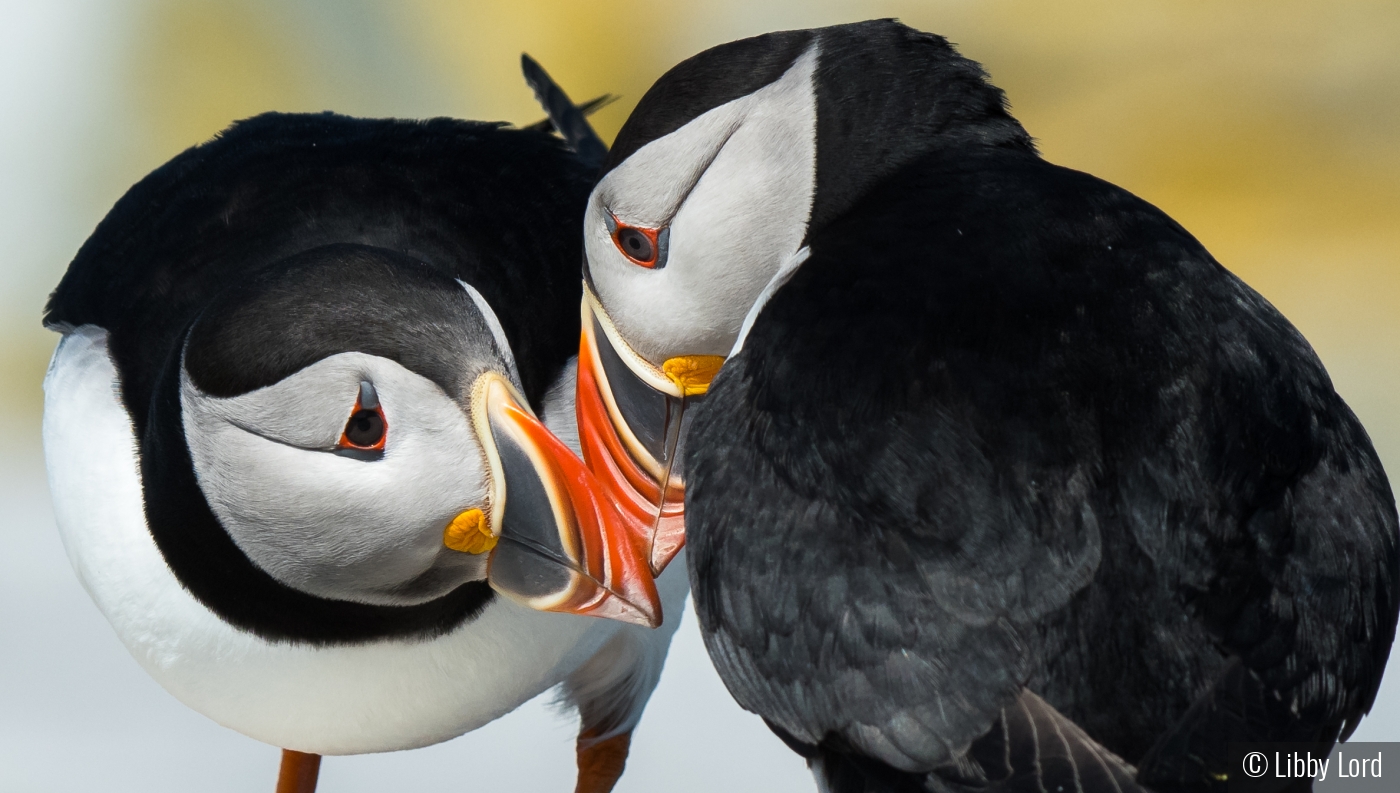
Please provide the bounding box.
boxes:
[276,749,321,793]
[575,730,632,793]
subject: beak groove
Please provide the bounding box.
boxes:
[462,373,661,628]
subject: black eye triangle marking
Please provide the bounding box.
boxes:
[340,380,386,453]
[359,380,379,410]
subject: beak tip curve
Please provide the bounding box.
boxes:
[594,598,662,629]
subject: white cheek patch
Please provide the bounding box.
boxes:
[587,45,820,364]
[185,354,368,451]
[182,353,492,605]
[601,110,744,228]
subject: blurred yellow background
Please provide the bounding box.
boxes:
[2,1,1398,787]
[3,0,1397,478]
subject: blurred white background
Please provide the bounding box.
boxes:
[3,1,1398,790]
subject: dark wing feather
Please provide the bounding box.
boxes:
[520,54,609,170]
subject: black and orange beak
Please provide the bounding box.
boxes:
[575,286,723,578]
[448,372,661,628]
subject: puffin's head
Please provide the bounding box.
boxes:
[576,20,1033,575]
[176,243,659,629]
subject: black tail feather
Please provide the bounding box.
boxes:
[519,53,610,170]
[522,94,617,134]
[979,690,1148,793]
[931,690,1150,793]
[792,691,1151,793]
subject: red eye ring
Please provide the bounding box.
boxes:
[606,212,668,269]
[338,384,387,451]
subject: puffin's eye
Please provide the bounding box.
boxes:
[342,409,385,449]
[617,228,653,262]
[607,212,667,269]
[338,380,386,451]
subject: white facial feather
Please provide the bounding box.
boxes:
[732,245,811,356]
[587,45,819,363]
[181,351,491,605]
[459,280,521,387]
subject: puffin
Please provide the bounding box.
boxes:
[42,62,685,793]
[571,20,1400,793]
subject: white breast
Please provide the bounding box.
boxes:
[42,325,623,755]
